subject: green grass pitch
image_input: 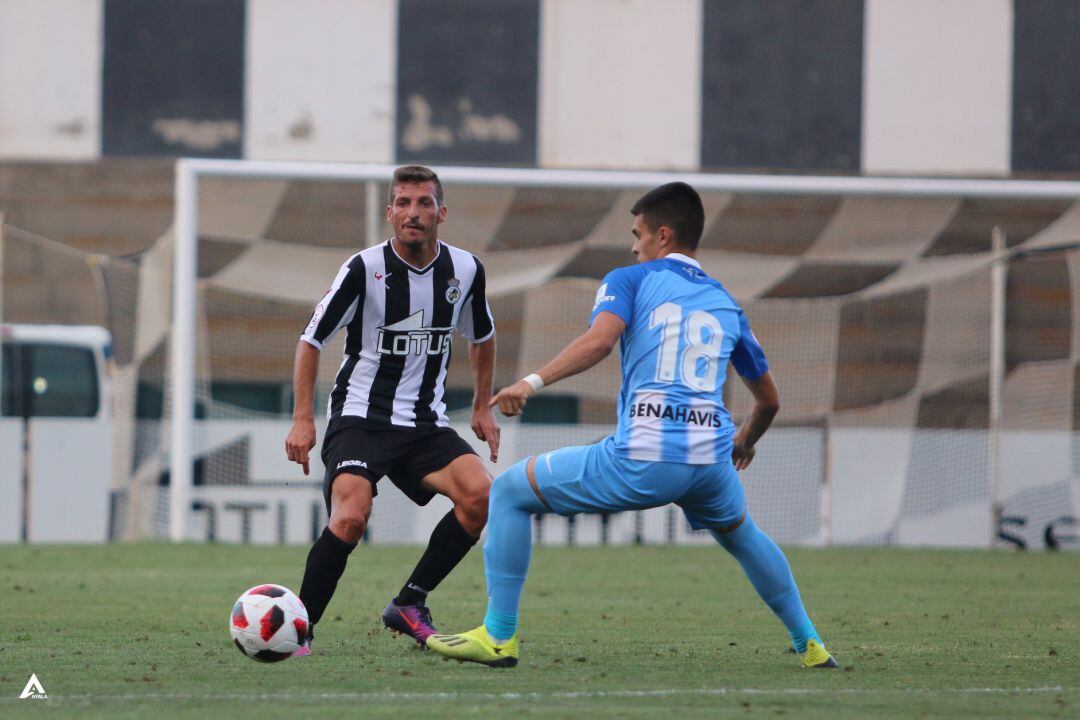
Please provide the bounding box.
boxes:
[0,543,1077,718]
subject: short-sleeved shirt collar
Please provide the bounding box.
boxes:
[664,252,700,269]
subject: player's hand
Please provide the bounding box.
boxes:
[489,379,535,418]
[731,441,756,471]
[471,406,501,463]
[285,418,317,475]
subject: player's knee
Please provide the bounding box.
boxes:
[328,474,372,542]
[454,476,490,533]
[328,492,371,543]
[329,509,367,544]
[489,458,529,511]
[711,512,754,552]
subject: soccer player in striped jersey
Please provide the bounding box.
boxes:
[427,182,837,669]
[284,165,501,655]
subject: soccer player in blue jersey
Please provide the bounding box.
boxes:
[426,182,836,669]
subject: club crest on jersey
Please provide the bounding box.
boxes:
[445,278,462,304]
[377,309,453,356]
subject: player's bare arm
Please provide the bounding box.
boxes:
[285,340,320,475]
[731,370,780,470]
[490,311,626,417]
[469,336,500,461]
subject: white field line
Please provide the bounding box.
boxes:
[12,686,1076,703]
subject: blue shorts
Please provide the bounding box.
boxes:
[531,437,745,530]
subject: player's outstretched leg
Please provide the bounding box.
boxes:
[296,474,368,656]
[382,509,479,645]
[711,515,837,668]
[427,458,545,667]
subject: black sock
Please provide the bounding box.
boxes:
[394,510,478,606]
[299,526,357,627]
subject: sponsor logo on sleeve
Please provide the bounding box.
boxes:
[305,303,326,334]
[593,283,615,311]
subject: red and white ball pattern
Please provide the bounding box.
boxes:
[229,584,309,663]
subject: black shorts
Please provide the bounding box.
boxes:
[320,421,478,512]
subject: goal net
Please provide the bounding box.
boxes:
[5,163,1079,550]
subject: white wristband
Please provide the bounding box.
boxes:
[523,373,545,392]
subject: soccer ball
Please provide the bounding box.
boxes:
[229,584,309,662]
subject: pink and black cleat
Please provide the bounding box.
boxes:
[381,601,438,646]
[291,626,313,658]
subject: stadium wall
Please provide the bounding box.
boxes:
[1,0,1079,174]
[0,419,22,542]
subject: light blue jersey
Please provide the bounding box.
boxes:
[590,253,768,465]
[478,252,823,661]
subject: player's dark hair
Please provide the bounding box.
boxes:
[630,182,705,250]
[389,165,444,206]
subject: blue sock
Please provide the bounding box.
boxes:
[482,459,546,642]
[711,515,821,653]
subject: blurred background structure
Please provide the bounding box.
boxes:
[0,0,1077,550]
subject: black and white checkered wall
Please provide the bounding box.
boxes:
[1,0,1079,174]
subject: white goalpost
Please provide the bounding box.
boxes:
[170,159,1080,547]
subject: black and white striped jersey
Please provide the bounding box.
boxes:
[300,239,494,429]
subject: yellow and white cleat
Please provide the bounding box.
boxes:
[426,626,519,668]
